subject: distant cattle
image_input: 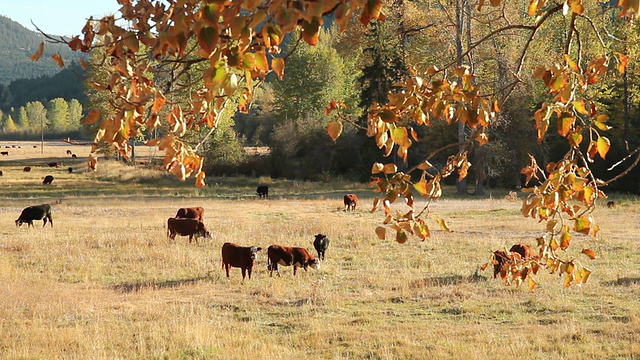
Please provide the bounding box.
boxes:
[221,242,262,280]
[166,217,211,243]
[68,167,73,173]
[47,162,60,168]
[343,194,358,211]
[1,151,8,156]
[493,243,536,279]
[16,204,53,228]
[23,166,31,172]
[0,170,3,176]
[175,207,205,222]
[33,145,37,148]
[607,200,615,208]
[66,150,72,155]
[257,185,269,199]
[267,245,319,277]
[72,154,77,159]
[43,175,54,185]
[313,234,330,261]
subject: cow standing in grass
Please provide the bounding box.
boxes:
[267,245,319,277]
[344,194,358,211]
[175,207,205,222]
[16,204,53,228]
[166,217,211,243]
[221,243,262,280]
[257,185,269,199]
[313,234,329,261]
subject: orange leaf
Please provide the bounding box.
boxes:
[82,108,101,125]
[195,170,206,188]
[574,216,591,235]
[30,42,44,61]
[272,57,285,80]
[51,53,65,67]
[375,226,386,240]
[327,121,343,141]
[581,249,597,259]
[597,136,611,159]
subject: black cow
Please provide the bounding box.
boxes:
[68,167,73,173]
[66,150,72,155]
[221,242,262,280]
[257,185,269,199]
[47,162,60,168]
[0,170,3,176]
[16,204,53,228]
[43,175,54,185]
[1,151,8,156]
[72,154,77,159]
[313,234,330,260]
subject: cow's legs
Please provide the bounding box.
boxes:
[241,268,247,280]
[225,264,230,278]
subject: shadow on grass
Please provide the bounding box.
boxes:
[410,272,488,288]
[112,276,210,293]
[604,277,640,286]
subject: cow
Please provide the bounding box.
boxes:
[256,185,269,199]
[313,234,330,261]
[166,217,211,243]
[343,194,358,211]
[43,175,54,185]
[16,204,53,228]
[607,200,615,208]
[1,151,8,156]
[47,162,60,168]
[72,154,77,159]
[66,150,72,155]
[0,170,3,176]
[493,243,536,279]
[23,166,31,172]
[33,145,37,148]
[68,167,73,173]
[221,242,262,280]
[175,207,205,222]
[267,245,319,277]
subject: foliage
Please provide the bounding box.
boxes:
[36,0,640,289]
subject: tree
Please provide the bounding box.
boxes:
[4,114,17,132]
[15,106,29,131]
[46,98,70,132]
[25,101,48,133]
[35,0,640,289]
[68,99,83,129]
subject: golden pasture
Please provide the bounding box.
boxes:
[0,142,639,359]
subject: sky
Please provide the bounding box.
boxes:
[0,0,121,36]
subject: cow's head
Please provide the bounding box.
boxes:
[249,246,262,261]
[15,219,22,227]
[308,257,320,270]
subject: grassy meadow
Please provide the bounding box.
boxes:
[1,141,640,359]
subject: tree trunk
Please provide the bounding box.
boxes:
[455,0,468,195]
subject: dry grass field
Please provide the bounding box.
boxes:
[1,141,639,359]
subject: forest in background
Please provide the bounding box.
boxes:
[2,4,640,194]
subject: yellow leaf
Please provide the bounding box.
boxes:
[569,132,583,147]
[558,113,574,137]
[528,275,538,292]
[327,121,343,141]
[30,41,44,61]
[371,163,384,174]
[581,249,597,259]
[560,228,572,250]
[391,127,409,147]
[413,179,428,196]
[574,216,591,235]
[383,163,397,174]
[597,136,611,159]
[82,108,101,125]
[272,57,285,79]
[435,218,453,232]
[580,267,592,284]
[564,272,573,288]
[572,100,587,114]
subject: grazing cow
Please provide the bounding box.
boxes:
[313,234,330,260]
[607,200,615,208]
[221,242,262,280]
[1,151,8,156]
[256,185,269,199]
[33,145,37,148]
[47,162,59,168]
[343,194,358,211]
[175,207,205,222]
[166,217,211,243]
[267,245,319,277]
[72,154,77,159]
[68,167,73,173]
[16,204,53,228]
[66,150,72,155]
[23,166,31,172]
[43,175,54,185]
[0,170,3,176]
[493,243,536,279]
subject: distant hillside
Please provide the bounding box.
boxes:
[0,15,85,85]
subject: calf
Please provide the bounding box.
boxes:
[267,245,319,277]
[493,243,536,279]
[256,185,269,199]
[313,234,330,260]
[221,242,262,280]
[344,194,358,211]
[166,217,211,243]
[43,175,54,185]
[607,200,615,208]
[16,204,53,228]
[175,207,205,222]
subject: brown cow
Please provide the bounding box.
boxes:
[221,242,262,280]
[166,217,211,243]
[175,207,205,222]
[23,166,31,172]
[607,200,615,208]
[493,243,536,279]
[47,162,60,168]
[344,194,358,211]
[267,245,319,277]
